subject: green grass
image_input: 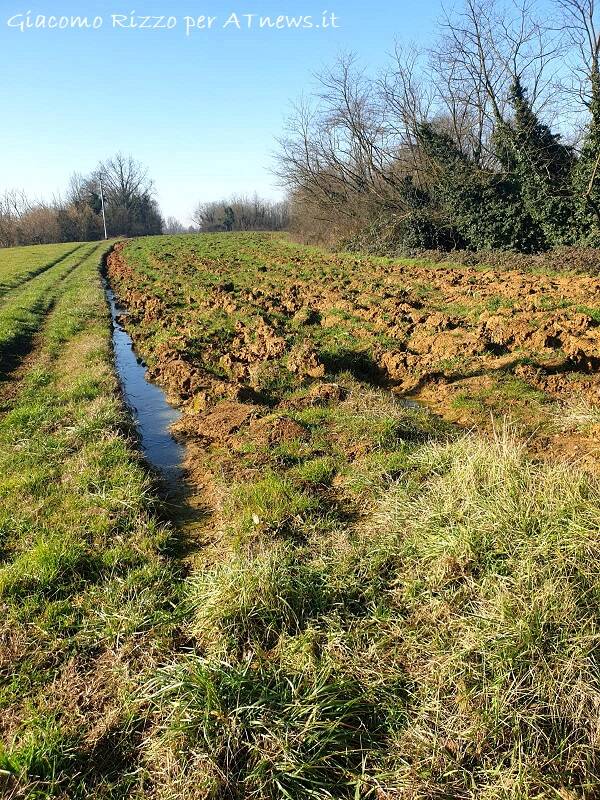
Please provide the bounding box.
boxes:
[2,235,600,798]
[136,423,600,798]
[577,305,600,324]
[0,242,181,799]
[0,242,82,298]
[0,243,102,374]
[367,431,600,796]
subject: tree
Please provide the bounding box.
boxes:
[417,121,543,251]
[559,0,600,241]
[275,0,598,253]
[93,153,163,237]
[0,155,163,247]
[192,196,289,233]
[164,217,186,234]
[493,78,576,245]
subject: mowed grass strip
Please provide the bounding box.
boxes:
[0,243,102,374]
[0,242,83,298]
[0,244,182,799]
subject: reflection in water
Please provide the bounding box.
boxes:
[104,280,185,486]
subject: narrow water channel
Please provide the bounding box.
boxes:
[103,278,185,486]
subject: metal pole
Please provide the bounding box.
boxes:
[99,176,108,240]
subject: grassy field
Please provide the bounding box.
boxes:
[0,243,106,375]
[0,243,82,298]
[2,233,600,798]
[0,242,182,798]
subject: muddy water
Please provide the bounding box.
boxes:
[104,279,185,486]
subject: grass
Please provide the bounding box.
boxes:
[0,243,101,373]
[0,242,181,799]
[551,396,600,432]
[144,656,392,799]
[0,242,82,298]
[135,423,600,798]
[369,430,600,796]
[2,234,600,798]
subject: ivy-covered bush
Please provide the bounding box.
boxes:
[350,79,600,255]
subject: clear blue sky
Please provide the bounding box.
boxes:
[0,1,442,223]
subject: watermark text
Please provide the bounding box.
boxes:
[6,10,341,36]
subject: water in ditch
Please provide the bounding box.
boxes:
[104,279,185,486]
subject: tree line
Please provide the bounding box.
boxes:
[192,195,289,233]
[0,154,163,247]
[276,0,600,253]
[0,157,289,246]
[10,0,596,256]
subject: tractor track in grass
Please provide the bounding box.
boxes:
[0,242,84,301]
[0,242,103,382]
[0,331,45,407]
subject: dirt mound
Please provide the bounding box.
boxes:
[174,401,258,442]
[148,355,205,400]
[282,382,348,409]
[247,415,308,445]
[292,307,321,326]
[287,342,326,378]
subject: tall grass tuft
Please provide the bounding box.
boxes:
[367,427,600,796]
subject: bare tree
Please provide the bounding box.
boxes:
[192,195,289,233]
[276,53,419,236]
[0,190,63,246]
[93,154,151,208]
[430,0,564,164]
[0,154,163,247]
[164,216,187,234]
[378,45,434,183]
[274,0,583,250]
[92,153,163,237]
[557,0,600,114]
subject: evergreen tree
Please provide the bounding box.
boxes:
[494,78,576,246]
[572,66,600,244]
[417,122,544,252]
[223,206,235,232]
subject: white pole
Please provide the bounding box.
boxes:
[99,176,108,240]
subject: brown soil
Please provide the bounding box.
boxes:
[408,245,600,275]
[106,242,600,473]
[173,401,259,443]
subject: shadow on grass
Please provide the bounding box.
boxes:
[320,348,385,384]
[0,301,53,382]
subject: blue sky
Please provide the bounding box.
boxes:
[0,1,443,222]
